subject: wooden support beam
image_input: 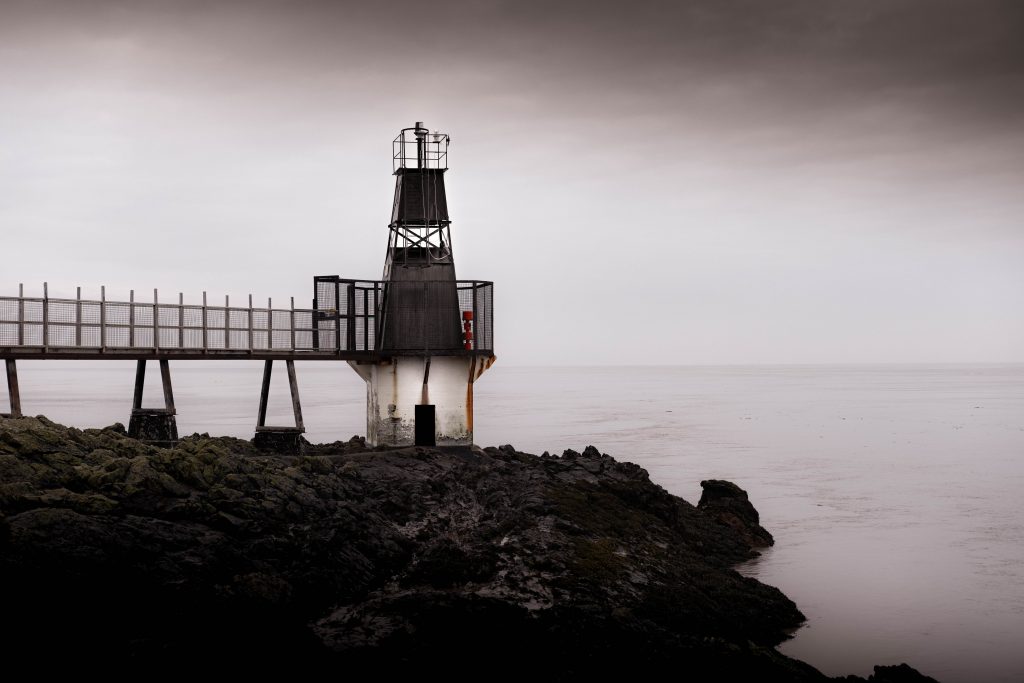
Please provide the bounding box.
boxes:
[159,360,175,414]
[257,360,272,428]
[5,359,21,417]
[132,359,146,411]
[286,360,304,431]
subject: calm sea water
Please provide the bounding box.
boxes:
[5,362,1023,682]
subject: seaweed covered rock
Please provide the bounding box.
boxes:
[0,416,936,680]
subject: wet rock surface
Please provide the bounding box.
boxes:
[0,415,936,680]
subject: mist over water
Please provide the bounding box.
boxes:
[5,362,1023,682]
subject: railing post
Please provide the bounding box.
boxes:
[129,289,135,348]
[267,297,273,350]
[178,293,184,349]
[75,286,82,347]
[344,282,354,352]
[312,281,320,351]
[17,283,23,347]
[472,283,479,351]
[374,281,381,351]
[290,297,296,351]
[363,286,369,351]
[202,291,208,352]
[42,282,49,349]
[153,288,159,352]
[224,295,230,350]
[100,285,106,350]
[248,294,253,352]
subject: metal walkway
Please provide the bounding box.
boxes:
[0,279,494,361]
[0,284,359,361]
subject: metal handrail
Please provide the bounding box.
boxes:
[0,291,327,353]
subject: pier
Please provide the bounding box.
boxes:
[1,277,494,446]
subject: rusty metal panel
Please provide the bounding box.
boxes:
[391,169,449,226]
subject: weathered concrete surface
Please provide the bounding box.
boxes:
[349,355,493,447]
[0,416,938,680]
[254,427,305,454]
[127,408,178,447]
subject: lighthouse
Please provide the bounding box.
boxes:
[347,123,495,448]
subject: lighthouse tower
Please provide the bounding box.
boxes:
[348,123,495,447]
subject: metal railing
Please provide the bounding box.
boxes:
[314,278,494,354]
[393,125,449,172]
[0,284,328,354]
[1,279,494,357]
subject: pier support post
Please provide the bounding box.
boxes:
[254,359,305,454]
[128,359,179,447]
[3,359,22,418]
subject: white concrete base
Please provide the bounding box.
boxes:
[349,355,495,447]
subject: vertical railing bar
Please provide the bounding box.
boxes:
[224,294,230,350]
[472,282,479,352]
[178,293,184,350]
[17,283,24,347]
[312,279,320,351]
[267,297,273,350]
[100,286,106,351]
[42,281,49,350]
[247,293,253,352]
[290,297,295,351]
[75,286,82,347]
[202,291,208,353]
[153,288,159,352]
[129,289,135,349]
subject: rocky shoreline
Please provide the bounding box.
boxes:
[0,416,935,680]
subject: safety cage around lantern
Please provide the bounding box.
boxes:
[312,276,492,355]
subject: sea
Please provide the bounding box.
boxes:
[5,362,1023,683]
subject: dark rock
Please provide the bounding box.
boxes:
[0,416,936,680]
[698,478,775,548]
[868,664,941,682]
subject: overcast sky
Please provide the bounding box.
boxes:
[1,0,1022,365]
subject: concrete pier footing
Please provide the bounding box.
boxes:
[129,359,178,447]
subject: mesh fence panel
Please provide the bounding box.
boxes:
[229,309,249,330]
[133,328,153,347]
[82,302,100,325]
[82,327,100,347]
[23,301,43,323]
[183,307,203,327]
[106,303,130,325]
[133,305,153,327]
[106,327,129,348]
[206,329,225,349]
[206,309,225,329]
[184,329,203,348]
[1,282,490,355]
[158,306,179,327]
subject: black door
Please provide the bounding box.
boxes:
[415,404,436,446]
